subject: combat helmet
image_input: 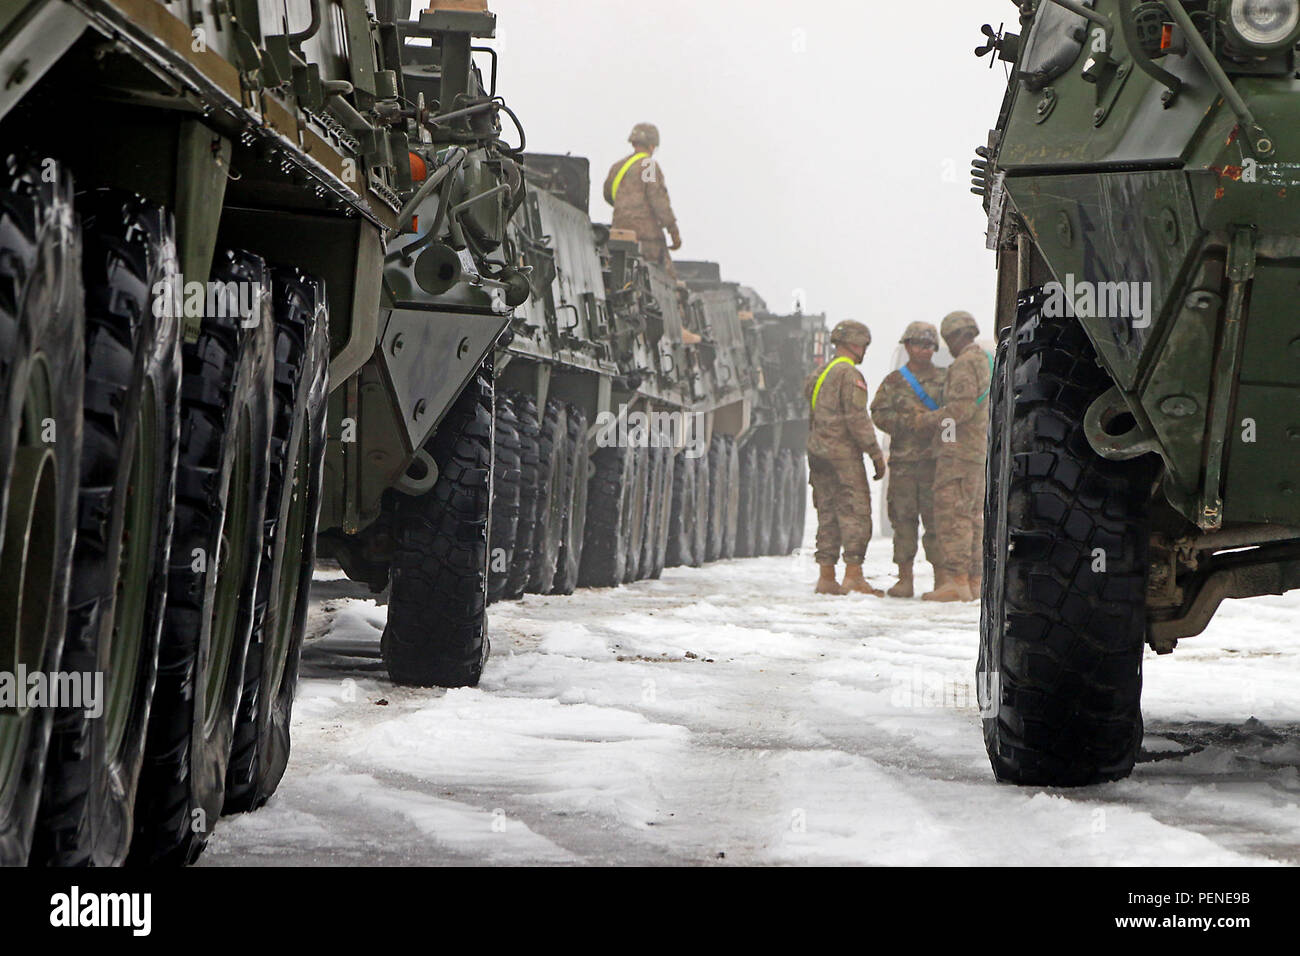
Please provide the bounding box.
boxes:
[899,321,939,348]
[629,123,660,148]
[940,310,979,340]
[830,319,872,349]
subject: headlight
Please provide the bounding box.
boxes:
[1227,0,1300,50]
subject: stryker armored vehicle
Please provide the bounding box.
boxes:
[973,0,1300,786]
[479,152,819,606]
[0,0,524,865]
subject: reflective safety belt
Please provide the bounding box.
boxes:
[898,365,939,411]
[976,350,995,406]
[811,356,854,412]
[611,152,649,202]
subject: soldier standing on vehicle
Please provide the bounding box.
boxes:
[603,123,681,277]
[870,321,946,598]
[911,311,992,603]
[804,320,888,596]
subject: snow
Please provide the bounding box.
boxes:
[202,519,1300,866]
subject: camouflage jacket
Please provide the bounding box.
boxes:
[916,342,992,465]
[804,356,886,469]
[870,363,947,464]
[603,152,677,245]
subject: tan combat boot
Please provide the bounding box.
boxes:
[815,564,845,595]
[968,570,983,598]
[931,565,946,592]
[841,564,884,596]
[887,562,914,598]
[922,572,974,603]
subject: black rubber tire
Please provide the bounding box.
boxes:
[552,404,589,596]
[753,445,776,557]
[32,193,181,866]
[381,366,493,687]
[622,442,650,583]
[791,453,808,552]
[224,268,329,815]
[578,444,635,588]
[487,395,522,604]
[666,448,696,568]
[733,443,758,559]
[527,398,568,594]
[772,449,796,555]
[646,444,674,579]
[720,437,740,560]
[979,290,1154,787]
[705,435,728,563]
[0,157,85,866]
[501,393,539,601]
[689,450,709,568]
[130,248,275,866]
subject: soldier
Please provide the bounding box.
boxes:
[603,123,681,277]
[870,321,946,598]
[912,311,993,602]
[804,320,888,596]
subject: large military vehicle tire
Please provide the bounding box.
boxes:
[690,450,709,568]
[733,443,758,558]
[665,448,696,568]
[224,269,329,815]
[979,291,1154,787]
[131,249,274,866]
[527,398,568,594]
[32,194,181,867]
[552,405,590,595]
[501,393,540,601]
[487,395,522,604]
[622,443,650,583]
[720,437,740,560]
[579,444,636,587]
[705,436,728,562]
[753,445,776,556]
[0,159,85,866]
[772,449,796,555]
[382,367,493,687]
[791,453,808,551]
[645,445,674,579]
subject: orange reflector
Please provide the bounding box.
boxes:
[411,216,419,232]
[1161,24,1173,51]
[409,152,428,182]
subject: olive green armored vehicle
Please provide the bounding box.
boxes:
[0,0,523,865]
[481,153,817,606]
[974,0,1300,785]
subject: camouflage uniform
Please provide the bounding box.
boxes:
[916,336,992,579]
[805,343,887,566]
[603,134,679,277]
[871,361,946,566]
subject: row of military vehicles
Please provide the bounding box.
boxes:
[975,0,1300,786]
[0,0,821,865]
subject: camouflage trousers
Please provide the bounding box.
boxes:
[932,459,986,577]
[808,453,872,565]
[887,459,940,566]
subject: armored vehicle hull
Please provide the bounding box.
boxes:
[0,0,524,864]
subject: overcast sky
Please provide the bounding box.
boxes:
[487,0,1016,384]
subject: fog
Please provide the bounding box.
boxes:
[487,0,1016,385]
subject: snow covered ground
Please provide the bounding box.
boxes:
[203,524,1300,866]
